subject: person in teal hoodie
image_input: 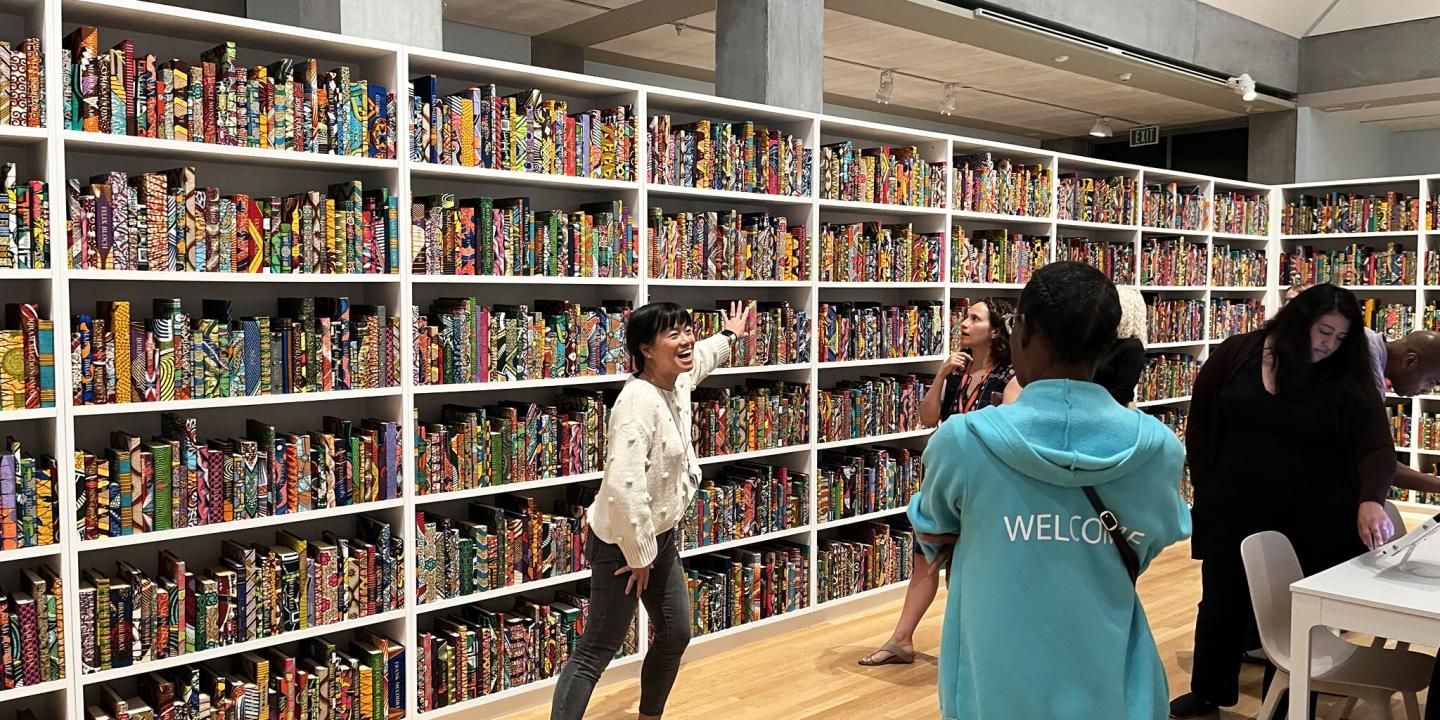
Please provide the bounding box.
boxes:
[909,261,1192,719]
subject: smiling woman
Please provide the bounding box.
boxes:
[550,300,755,720]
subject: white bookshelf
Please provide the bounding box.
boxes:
[0,1,1431,717]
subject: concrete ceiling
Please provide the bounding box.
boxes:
[443,0,640,37]
[1199,0,1440,38]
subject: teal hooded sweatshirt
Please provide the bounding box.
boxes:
[908,379,1191,720]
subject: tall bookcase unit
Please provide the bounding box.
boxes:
[0,0,1430,717]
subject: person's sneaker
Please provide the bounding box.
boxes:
[1169,693,1219,718]
[1241,647,1268,664]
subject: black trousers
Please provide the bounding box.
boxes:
[1429,660,1440,720]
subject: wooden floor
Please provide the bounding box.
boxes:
[510,539,1434,719]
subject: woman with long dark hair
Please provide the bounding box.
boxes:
[1169,284,1396,718]
[860,297,1019,666]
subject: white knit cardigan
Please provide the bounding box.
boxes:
[588,333,731,568]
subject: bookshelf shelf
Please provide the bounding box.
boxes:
[1140,226,1207,235]
[411,375,625,395]
[409,162,639,191]
[1055,218,1140,232]
[697,445,811,467]
[62,130,402,172]
[67,270,401,284]
[0,269,52,281]
[0,543,62,562]
[1136,396,1193,408]
[1211,232,1270,242]
[415,654,646,720]
[1147,340,1206,349]
[708,362,812,377]
[951,209,1051,224]
[687,606,813,649]
[950,282,1027,290]
[647,184,812,206]
[818,199,945,216]
[818,354,947,369]
[817,579,909,607]
[1137,286,1207,292]
[417,569,593,615]
[70,387,401,416]
[0,407,57,423]
[646,279,804,288]
[413,471,606,506]
[815,428,934,451]
[0,679,68,705]
[1341,285,1418,292]
[411,274,640,287]
[817,281,940,289]
[77,497,406,552]
[678,526,809,559]
[816,506,908,531]
[1280,231,1418,241]
[0,124,47,146]
[78,608,408,686]
[1209,286,1268,292]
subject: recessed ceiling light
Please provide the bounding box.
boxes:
[1053,55,1069,63]
[1117,72,1133,82]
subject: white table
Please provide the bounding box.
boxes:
[1290,542,1440,718]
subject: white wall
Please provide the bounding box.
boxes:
[1294,107,1393,182]
[1386,129,1440,177]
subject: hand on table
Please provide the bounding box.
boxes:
[1357,501,1394,550]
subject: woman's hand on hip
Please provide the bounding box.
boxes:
[616,564,652,596]
[1357,501,1394,550]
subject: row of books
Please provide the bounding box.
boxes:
[0,442,56,550]
[75,413,402,542]
[818,302,944,363]
[1057,174,1137,226]
[413,195,635,279]
[416,494,586,603]
[950,297,973,353]
[1209,298,1264,341]
[951,154,1050,217]
[79,518,402,673]
[1363,301,1415,342]
[1423,250,1440,286]
[1280,243,1415,287]
[1412,490,1440,507]
[412,298,630,387]
[1057,237,1136,284]
[416,591,637,711]
[1213,190,1270,237]
[1416,413,1440,451]
[1391,405,1413,448]
[0,303,54,410]
[678,462,808,552]
[1145,298,1204,344]
[648,208,806,282]
[648,115,809,196]
[818,445,923,523]
[683,543,809,638]
[951,228,1047,284]
[818,375,924,444]
[0,166,47,270]
[818,222,943,283]
[692,301,809,368]
[1136,354,1200,402]
[65,29,395,158]
[86,634,405,720]
[0,39,43,128]
[1142,183,1208,231]
[411,80,634,181]
[69,170,399,274]
[414,390,610,496]
[1281,192,1419,235]
[1145,408,1187,440]
[818,520,916,603]
[1212,244,1267,287]
[1140,236,1206,286]
[820,143,945,208]
[0,567,63,689]
[72,298,399,406]
[691,382,810,459]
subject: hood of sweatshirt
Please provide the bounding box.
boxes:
[966,378,1169,489]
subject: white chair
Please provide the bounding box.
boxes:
[1240,530,1432,720]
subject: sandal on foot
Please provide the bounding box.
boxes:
[858,642,915,666]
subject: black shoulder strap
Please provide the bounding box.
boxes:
[1082,486,1140,585]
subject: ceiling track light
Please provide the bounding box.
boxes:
[674,20,684,36]
[1226,72,1257,102]
[1089,116,1113,138]
[939,82,958,116]
[875,69,895,104]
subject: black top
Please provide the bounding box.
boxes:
[1092,337,1146,405]
[939,363,1015,421]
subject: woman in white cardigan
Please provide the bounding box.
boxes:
[551,300,753,720]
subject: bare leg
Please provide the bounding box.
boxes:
[859,551,942,665]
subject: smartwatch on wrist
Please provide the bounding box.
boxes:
[720,329,739,342]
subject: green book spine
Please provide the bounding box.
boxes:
[147,441,173,531]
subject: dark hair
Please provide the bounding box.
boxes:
[1016,262,1120,364]
[1264,283,1369,401]
[971,297,1014,370]
[625,301,694,373]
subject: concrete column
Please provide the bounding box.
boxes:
[715,0,824,113]
[247,0,443,49]
[1247,110,1297,184]
[532,38,586,74]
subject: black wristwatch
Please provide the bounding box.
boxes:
[720,329,738,342]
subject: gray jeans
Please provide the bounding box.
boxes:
[551,528,692,719]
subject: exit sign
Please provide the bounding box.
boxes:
[1130,125,1160,147]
